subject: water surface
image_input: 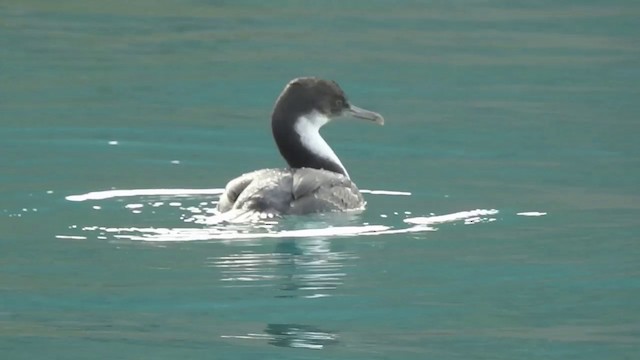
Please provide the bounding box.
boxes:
[2,1,639,359]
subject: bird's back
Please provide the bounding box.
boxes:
[217,168,365,215]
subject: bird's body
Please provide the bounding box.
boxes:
[216,167,363,215]
[217,77,383,215]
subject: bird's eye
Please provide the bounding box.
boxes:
[335,99,344,108]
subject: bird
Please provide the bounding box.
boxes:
[217,77,384,215]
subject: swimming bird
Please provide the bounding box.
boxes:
[217,77,384,215]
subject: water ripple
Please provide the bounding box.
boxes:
[55,188,528,242]
[208,237,356,297]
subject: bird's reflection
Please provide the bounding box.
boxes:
[264,323,338,349]
[273,238,352,297]
[211,237,357,298]
[213,236,352,349]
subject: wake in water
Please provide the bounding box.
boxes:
[57,187,538,242]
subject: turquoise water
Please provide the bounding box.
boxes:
[2,1,640,358]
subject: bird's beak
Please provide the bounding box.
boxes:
[346,104,384,125]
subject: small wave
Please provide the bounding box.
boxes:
[360,189,412,196]
[517,211,547,216]
[66,188,410,202]
[59,188,508,242]
[65,188,226,202]
[404,209,499,225]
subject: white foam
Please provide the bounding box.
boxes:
[360,189,412,196]
[73,224,395,242]
[55,235,87,240]
[404,209,499,225]
[65,187,413,202]
[66,188,226,202]
[61,188,513,243]
[517,211,547,217]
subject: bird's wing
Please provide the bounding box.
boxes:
[216,169,264,212]
[289,168,365,214]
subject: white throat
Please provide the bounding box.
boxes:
[294,111,349,178]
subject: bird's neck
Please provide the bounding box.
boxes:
[272,111,349,178]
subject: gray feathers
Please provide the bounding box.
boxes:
[217,168,365,215]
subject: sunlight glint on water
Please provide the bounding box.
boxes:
[61,187,510,241]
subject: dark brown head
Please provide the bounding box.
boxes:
[270,77,384,177]
[272,77,384,124]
